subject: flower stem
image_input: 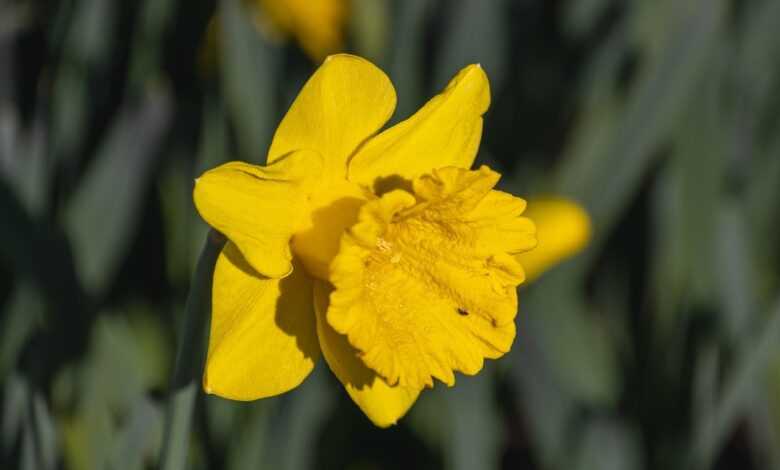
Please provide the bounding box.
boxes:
[158,231,224,470]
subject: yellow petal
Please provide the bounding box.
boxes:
[328,166,535,390]
[313,281,420,427]
[515,197,592,282]
[348,64,490,189]
[267,54,396,181]
[193,150,322,278]
[204,242,320,400]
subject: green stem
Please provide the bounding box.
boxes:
[159,231,224,470]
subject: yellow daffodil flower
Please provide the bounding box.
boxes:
[204,0,347,66]
[193,54,591,427]
[254,0,347,61]
[516,197,591,282]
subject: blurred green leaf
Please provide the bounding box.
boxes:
[219,367,335,470]
[387,0,434,119]
[745,389,780,469]
[204,396,242,451]
[63,0,117,65]
[0,106,66,338]
[557,0,727,262]
[629,0,683,59]
[193,95,231,267]
[350,0,390,62]
[691,296,780,468]
[161,95,229,287]
[0,108,49,216]
[508,315,577,469]
[446,371,501,470]
[547,20,628,197]
[728,0,780,314]
[0,38,12,108]
[50,68,90,164]
[159,156,201,288]
[3,376,57,470]
[225,402,271,470]
[746,131,780,296]
[2,373,26,452]
[128,0,177,88]
[0,176,84,312]
[651,57,727,339]
[650,163,687,329]
[0,283,44,381]
[0,3,32,40]
[407,385,449,453]
[30,393,58,470]
[525,271,620,408]
[63,87,172,297]
[692,343,719,447]
[272,368,336,470]
[738,0,780,116]
[715,200,759,343]
[159,233,224,470]
[674,69,726,306]
[434,0,509,92]
[109,397,163,470]
[59,311,169,470]
[50,0,117,164]
[219,0,279,164]
[507,267,620,470]
[197,94,231,175]
[573,419,642,470]
[562,0,613,38]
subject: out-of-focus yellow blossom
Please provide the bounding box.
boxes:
[204,0,347,65]
[515,197,591,282]
[193,54,590,427]
[255,0,347,61]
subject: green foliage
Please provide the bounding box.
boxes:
[1,0,780,468]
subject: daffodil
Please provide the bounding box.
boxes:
[193,54,590,427]
[254,0,347,61]
[204,0,347,66]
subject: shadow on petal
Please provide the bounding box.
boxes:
[313,280,420,427]
[222,243,320,362]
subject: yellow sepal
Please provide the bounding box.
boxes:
[204,242,320,400]
[349,64,490,189]
[267,54,396,182]
[193,150,321,278]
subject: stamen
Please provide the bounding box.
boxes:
[376,238,392,252]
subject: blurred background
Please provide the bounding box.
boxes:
[2,0,780,468]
